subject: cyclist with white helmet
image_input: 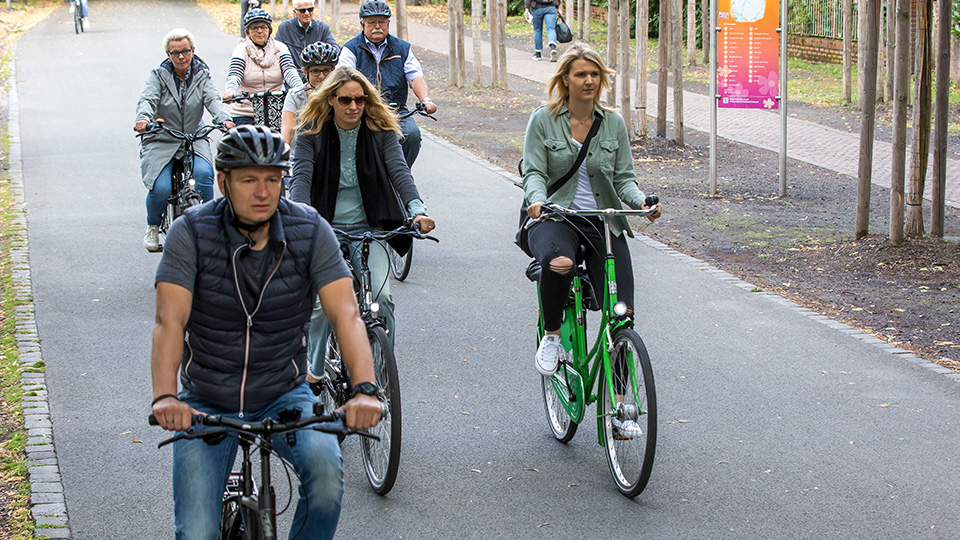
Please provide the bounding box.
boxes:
[222,8,302,125]
[280,41,340,148]
[151,125,381,539]
[338,0,437,167]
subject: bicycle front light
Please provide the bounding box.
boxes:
[613,302,628,317]
[370,302,380,317]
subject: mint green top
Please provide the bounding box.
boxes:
[521,104,646,237]
[333,124,428,225]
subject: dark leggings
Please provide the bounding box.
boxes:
[529,217,635,332]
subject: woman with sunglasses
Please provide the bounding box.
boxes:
[289,67,435,386]
[222,8,302,125]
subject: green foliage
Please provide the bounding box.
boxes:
[953,3,960,39]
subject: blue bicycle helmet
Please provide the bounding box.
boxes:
[243,8,272,30]
[358,0,391,19]
[301,42,340,67]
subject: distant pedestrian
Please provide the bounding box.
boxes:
[524,0,560,62]
[239,0,260,38]
[275,0,338,82]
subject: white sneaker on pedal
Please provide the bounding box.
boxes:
[143,225,160,252]
[82,18,89,30]
[612,417,644,439]
[535,334,564,375]
[69,4,75,13]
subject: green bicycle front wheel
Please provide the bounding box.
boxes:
[598,328,657,498]
[359,326,401,495]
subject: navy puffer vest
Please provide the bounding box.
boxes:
[344,32,411,110]
[180,198,320,414]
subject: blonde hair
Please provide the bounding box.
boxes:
[297,67,401,136]
[163,28,196,53]
[546,43,614,118]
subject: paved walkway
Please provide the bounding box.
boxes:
[376,10,960,209]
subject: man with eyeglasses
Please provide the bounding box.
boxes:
[338,0,438,168]
[275,0,338,82]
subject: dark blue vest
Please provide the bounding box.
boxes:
[344,32,412,110]
[180,198,321,413]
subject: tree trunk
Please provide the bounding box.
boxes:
[486,0,492,22]
[331,0,340,39]
[843,0,853,104]
[855,0,880,239]
[857,0,866,108]
[282,0,288,17]
[906,0,933,237]
[490,0,500,87]
[931,0,952,237]
[702,0,709,64]
[607,0,618,106]
[876,1,885,103]
[456,0,466,87]
[673,0,684,145]
[448,0,458,86]
[270,0,276,17]
[567,0,575,40]
[657,0,669,137]
[638,0,650,137]
[620,0,631,136]
[396,0,408,40]
[497,0,508,90]
[315,0,323,24]
[687,0,696,65]
[885,0,896,99]
[890,0,911,246]
[472,0,483,86]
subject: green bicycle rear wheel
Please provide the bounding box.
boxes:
[541,372,579,443]
[598,328,657,498]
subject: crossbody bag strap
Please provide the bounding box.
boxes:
[546,112,603,198]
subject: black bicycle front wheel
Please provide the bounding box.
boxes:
[598,328,657,498]
[388,244,412,281]
[320,333,346,443]
[73,4,80,34]
[359,326,401,495]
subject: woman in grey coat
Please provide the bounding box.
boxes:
[134,28,234,252]
[289,67,435,387]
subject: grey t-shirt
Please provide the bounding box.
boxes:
[282,84,310,116]
[155,208,350,299]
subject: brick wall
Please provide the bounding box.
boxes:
[787,35,858,64]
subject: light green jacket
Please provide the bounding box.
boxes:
[522,104,646,237]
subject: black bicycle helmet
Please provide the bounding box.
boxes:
[301,42,340,67]
[243,8,272,30]
[358,0,391,19]
[216,125,290,172]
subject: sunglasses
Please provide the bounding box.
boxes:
[336,95,367,106]
[167,48,194,58]
[295,7,314,13]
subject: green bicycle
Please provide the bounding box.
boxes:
[525,203,658,498]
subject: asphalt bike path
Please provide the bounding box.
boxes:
[14,1,960,538]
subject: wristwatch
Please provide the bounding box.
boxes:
[351,381,381,399]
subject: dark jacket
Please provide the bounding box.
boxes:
[179,197,323,413]
[289,120,420,254]
[342,32,412,111]
[274,18,338,79]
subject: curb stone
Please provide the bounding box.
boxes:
[5,56,73,539]
[421,129,960,387]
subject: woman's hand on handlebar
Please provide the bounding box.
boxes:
[134,120,149,133]
[152,396,203,432]
[222,91,234,101]
[412,214,435,233]
[223,120,236,130]
[337,393,382,430]
[527,200,546,220]
[641,201,663,222]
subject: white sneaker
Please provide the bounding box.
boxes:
[82,18,89,30]
[549,46,558,62]
[69,4,75,13]
[143,225,160,252]
[612,417,644,439]
[535,334,564,375]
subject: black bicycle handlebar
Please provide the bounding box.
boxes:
[396,101,437,121]
[137,121,227,141]
[222,90,287,104]
[525,199,661,230]
[331,221,440,244]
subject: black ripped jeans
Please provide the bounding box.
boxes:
[528,216,634,332]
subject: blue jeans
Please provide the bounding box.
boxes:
[399,114,421,167]
[531,5,558,52]
[173,384,343,540]
[78,0,89,17]
[308,225,394,378]
[146,156,214,226]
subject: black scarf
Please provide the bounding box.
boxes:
[310,120,412,254]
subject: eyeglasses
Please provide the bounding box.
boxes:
[167,48,194,58]
[248,24,271,32]
[364,19,390,27]
[307,67,334,77]
[295,7,314,13]
[336,95,367,106]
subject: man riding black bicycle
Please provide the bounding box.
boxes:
[337,0,437,167]
[150,125,382,539]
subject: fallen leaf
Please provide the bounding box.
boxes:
[522,467,539,472]
[567,483,579,488]
[880,403,890,408]
[470,469,481,473]
[132,439,142,444]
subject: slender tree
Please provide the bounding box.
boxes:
[497,0,508,89]
[857,0,866,108]
[566,0,575,40]
[490,0,501,87]
[472,0,483,86]
[906,0,933,237]
[396,0,408,40]
[449,0,458,86]
[607,0,619,106]
[332,0,341,39]
[657,0,670,137]
[688,0,697,65]
[890,0,911,246]
[702,0,709,64]
[855,0,881,239]
[843,0,853,104]
[637,0,650,137]
[876,2,885,103]
[673,0,684,145]
[885,0,895,100]
[932,0,953,237]
[620,0,631,137]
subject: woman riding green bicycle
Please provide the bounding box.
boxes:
[522,44,662,436]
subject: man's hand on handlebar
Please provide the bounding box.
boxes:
[421,100,437,115]
[134,120,149,133]
[152,396,203,432]
[337,393,382,430]
[412,214,435,233]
